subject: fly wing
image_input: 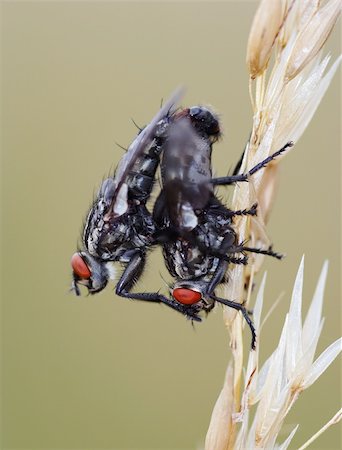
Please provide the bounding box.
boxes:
[109,87,184,217]
[161,116,213,231]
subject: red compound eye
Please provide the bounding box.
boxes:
[71,253,91,279]
[173,288,202,305]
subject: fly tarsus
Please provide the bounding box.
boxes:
[211,294,257,350]
[211,141,294,186]
[227,243,284,260]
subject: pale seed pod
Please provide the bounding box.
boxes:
[285,0,341,82]
[204,365,234,450]
[246,0,284,79]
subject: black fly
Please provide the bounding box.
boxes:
[71,89,202,321]
[152,106,293,348]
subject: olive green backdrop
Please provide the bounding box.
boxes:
[1,2,340,449]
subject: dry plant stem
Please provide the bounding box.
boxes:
[224,0,341,370]
[297,408,342,450]
[204,365,234,450]
[259,291,284,332]
[233,259,341,449]
[205,1,341,449]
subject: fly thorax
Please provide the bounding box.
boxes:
[170,240,216,280]
[83,199,108,257]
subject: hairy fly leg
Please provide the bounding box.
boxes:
[226,203,258,218]
[115,250,202,322]
[199,202,283,262]
[212,141,293,186]
[203,258,257,349]
[154,202,258,267]
[226,243,284,260]
[211,293,257,349]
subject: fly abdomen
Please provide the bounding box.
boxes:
[127,152,161,201]
[126,122,168,202]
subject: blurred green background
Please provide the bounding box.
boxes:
[1,2,340,449]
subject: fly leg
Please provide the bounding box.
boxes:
[212,141,293,186]
[116,250,202,322]
[164,227,249,266]
[228,255,248,265]
[204,259,256,349]
[227,244,283,260]
[227,203,258,218]
[211,294,256,349]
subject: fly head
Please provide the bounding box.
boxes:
[188,106,221,143]
[171,280,214,311]
[71,251,110,296]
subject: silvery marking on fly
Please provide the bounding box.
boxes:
[71,90,294,348]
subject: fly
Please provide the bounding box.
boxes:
[70,89,203,321]
[152,106,293,348]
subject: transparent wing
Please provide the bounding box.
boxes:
[113,87,184,201]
